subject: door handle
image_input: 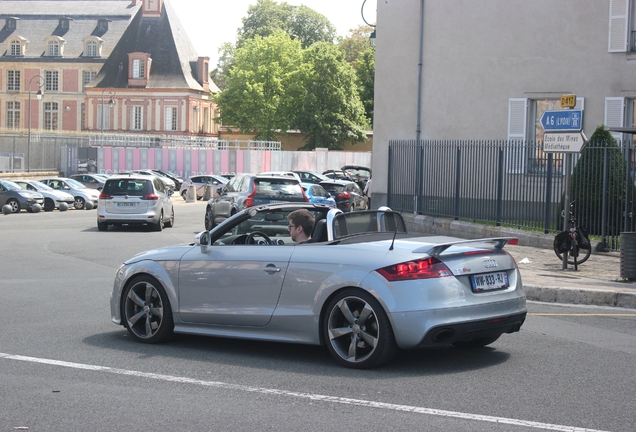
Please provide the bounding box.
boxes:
[263,264,281,273]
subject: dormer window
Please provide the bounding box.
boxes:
[44,36,66,57]
[82,36,104,57]
[7,36,27,56]
[10,40,21,56]
[128,52,151,87]
[98,19,109,32]
[59,18,70,30]
[6,18,17,30]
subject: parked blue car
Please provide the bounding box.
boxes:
[300,182,336,207]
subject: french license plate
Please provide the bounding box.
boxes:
[270,200,285,204]
[471,271,509,293]
[117,202,137,207]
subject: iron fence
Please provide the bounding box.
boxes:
[388,139,636,250]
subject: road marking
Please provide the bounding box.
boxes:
[530,313,636,317]
[0,352,611,432]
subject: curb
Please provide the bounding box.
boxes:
[524,285,636,309]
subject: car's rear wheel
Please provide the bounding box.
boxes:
[74,196,85,210]
[323,288,397,369]
[181,190,187,201]
[6,198,20,213]
[97,221,108,231]
[153,211,164,231]
[43,198,55,212]
[204,206,215,231]
[452,335,500,349]
[164,208,174,228]
[122,275,174,343]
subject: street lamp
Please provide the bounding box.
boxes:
[361,0,377,47]
[27,75,44,173]
[101,87,116,144]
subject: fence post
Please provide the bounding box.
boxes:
[387,143,393,209]
[544,153,553,234]
[414,141,423,214]
[627,146,634,233]
[599,147,609,251]
[496,147,504,226]
[454,147,461,220]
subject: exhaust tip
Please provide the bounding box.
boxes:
[432,328,455,343]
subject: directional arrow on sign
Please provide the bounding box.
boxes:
[540,110,583,131]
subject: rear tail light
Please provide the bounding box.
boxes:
[99,193,111,199]
[377,257,453,281]
[245,181,256,207]
[337,192,350,199]
[141,194,158,200]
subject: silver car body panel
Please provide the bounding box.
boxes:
[38,178,99,206]
[111,220,526,348]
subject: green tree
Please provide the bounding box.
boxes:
[353,47,375,126]
[569,125,634,240]
[338,25,375,65]
[209,42,234,91]
[294,42,367,150]
[237,0,335,48]
[214,31,303,141]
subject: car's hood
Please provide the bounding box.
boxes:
[46,190,74,200]
[124,244,195,265]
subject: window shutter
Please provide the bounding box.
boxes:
[507,98,528,174]
[574,97,585,110]
[605,97,626,142]
[608,0,629,52]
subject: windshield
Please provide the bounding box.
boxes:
[28,181,51,191]
[66,178,86,189]
[0,180,22,191]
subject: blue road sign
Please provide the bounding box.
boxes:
[540,110,583,131]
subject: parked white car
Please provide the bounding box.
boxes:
[14,179,75,211]
[38,177,100,210]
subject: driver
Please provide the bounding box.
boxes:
[287,209,315,244]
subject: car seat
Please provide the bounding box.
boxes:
[310,219,328,243]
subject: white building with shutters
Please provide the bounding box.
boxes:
[372,0,636,208]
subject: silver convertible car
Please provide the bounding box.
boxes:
[110,204,526,368]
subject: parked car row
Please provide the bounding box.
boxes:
[0,177,101,213]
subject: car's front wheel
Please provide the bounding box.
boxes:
[6,198,20,213]
[323,288,397,369]
[204,206,215,231]
[43,198,55,212]
[74,196,85,209]
[122,275,174,343]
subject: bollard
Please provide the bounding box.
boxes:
[85,201,94,210]
[185,184,196,203]
[31,203,41,213]
[2,204,12,215]
[58,202,69,212]
[620,232,636,280]
[203,184,213,201]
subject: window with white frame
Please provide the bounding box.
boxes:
[83,70,96,91]
[7,70,20,92]
[45,70,58,91]
[165,106,177,131]
[86,41,98,57]
[6,101,20,129]
[97,104,110,131]
[131,106,143,130]
[98,19,108,32]
[132,59,145,79]
[48,40,59,56]
[10,40,21,56]
[44,102,59,130]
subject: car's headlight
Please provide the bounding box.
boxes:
[18,192,33,198]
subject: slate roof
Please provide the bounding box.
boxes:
[0,1,139,61]
[90,0,219,93]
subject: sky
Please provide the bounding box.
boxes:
[170,0,377,65]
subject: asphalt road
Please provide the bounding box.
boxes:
[1,201,635,432]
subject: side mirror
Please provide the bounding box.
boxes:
[195,231,211,253]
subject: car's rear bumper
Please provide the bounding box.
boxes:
[98,212,158,225]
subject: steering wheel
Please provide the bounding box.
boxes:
[245,231,273,245]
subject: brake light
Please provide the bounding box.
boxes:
[337,192,350,199]
[377,257,453,281]
[245,181,256,207]
[99,193,111,199]
[141,194,158,200]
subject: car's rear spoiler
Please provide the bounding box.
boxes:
[413,237,519,257]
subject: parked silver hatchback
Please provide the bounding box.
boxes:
[97,174,174,231]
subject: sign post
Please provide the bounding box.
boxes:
[540,96,587,270]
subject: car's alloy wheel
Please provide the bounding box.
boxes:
[165,208,174,228]
[122,275,173,343]
[43,198,55,212]
[204,207,215,231]
[181,190,187,201]
[74,196,85,209]
[153,211,164,231]
[324,289,397,369]
[7,198,20,213]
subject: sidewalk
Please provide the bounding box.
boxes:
[506,244,636,309]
